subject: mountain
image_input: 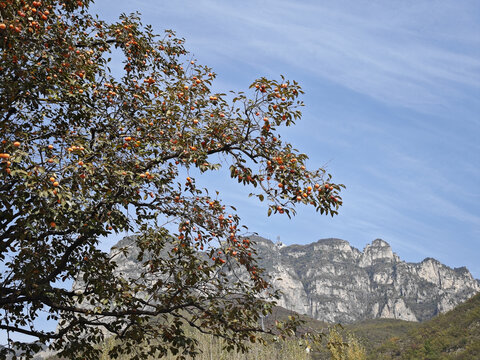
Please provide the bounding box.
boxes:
[73,235,479,326]
[250,236,479,324]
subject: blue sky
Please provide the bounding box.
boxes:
[89,0,480,278]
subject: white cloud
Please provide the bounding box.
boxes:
[92,0,480,113]
[157,0,480,114]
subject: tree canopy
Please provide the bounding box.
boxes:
[0,0,343,358]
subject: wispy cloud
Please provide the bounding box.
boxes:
[149,0,480,114]
[92,0,480,113]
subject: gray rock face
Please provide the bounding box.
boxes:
[251,236,480,323]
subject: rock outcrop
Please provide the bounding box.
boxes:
[251,236,480,323]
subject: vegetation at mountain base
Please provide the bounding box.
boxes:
[270,294,480,360]
[48,332,312,360]
[44,292,480,359]
[369,292,480,359]
[346,318,418,354]
[45,322,366,360]
[323,327,366,360]
[0,0,344,359]
[270,293,480,359]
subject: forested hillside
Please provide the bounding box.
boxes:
[370,292,480,359]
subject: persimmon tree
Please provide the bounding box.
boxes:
[0,0,343,359]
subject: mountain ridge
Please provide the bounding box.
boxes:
[249,235,479,324]
[257,236,477,276]
[84,234,479,325]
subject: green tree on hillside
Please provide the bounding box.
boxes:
[0,0,343,358]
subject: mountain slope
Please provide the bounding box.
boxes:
[347,318,418,352]
[370,292,480,359]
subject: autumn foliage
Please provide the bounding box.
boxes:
[0,0,343,358]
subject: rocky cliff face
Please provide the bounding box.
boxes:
[99,235,479,325]
[251,236,480,323]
